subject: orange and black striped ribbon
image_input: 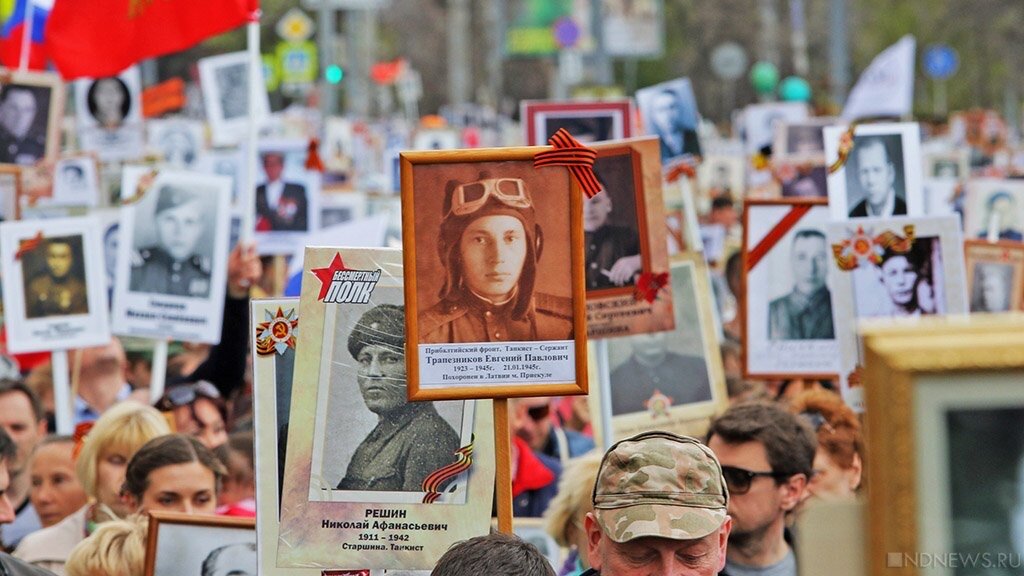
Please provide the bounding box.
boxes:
[421,438,474,504]
[533,128,601,198]
[15,231,44,261]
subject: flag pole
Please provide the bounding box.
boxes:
[18,0,34,71]
[240,11,261,245]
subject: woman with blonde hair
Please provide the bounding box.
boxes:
[14,402,171,575]
[542,451,603,576]
[65,514,148,576]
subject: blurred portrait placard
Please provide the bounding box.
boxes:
[964,240,1024,313]
[824,122,924,220]
[828,215,966,410]
[111,167,231,343]
[75,66,144,162]
[147,119,205,170]
[145,512,256,576]
[743,199,838,378]
[924,149,969,182]
[198,51,270,146]
[400,148,589,400]
[277,247,495,570]
[50,156,101,208]
[0,165,20,221]
[697,154,746,201]
[521,99,633,147]
[0,69,63,166]
[636,78,702,164]
[0,215,110,353]
[595,252,727,442]
[963,179,1024,242]
[601,0,664,57]
[772,117,836,165]
[254,140,321,255]
[740,101,809,156]
[584,137,674,338]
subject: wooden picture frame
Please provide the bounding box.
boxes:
[964,239,1024,313]
[585,137,674,338]
[0,69,64,167]
[401,147,589,401]
[741,198,838,380]
[144,511,256,576]
[860,315,1024,576]
[521,99,633,147]
[962,178,1024,242]
[772,116,837,165]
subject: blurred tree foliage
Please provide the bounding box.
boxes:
[156,0,1022,123]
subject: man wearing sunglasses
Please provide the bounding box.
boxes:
[706,402,816,576]
[420,175,573,345]
[582,431,731,576]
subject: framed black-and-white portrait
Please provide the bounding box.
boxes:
[772,117,836,164]
[742,199,837,379]
[111,167,231,343]
[824,122,924,220]
[596,253,727,441]
[521,99,633,147]
[51,156,100,208]
[964,240,1024,314]
[963,179,1024,242]
[0,216,110,353]
[74,66,144,162]
[145,511,256,576]
[0,69,64,166]
[924,149,969,181]
[412,128,461,151]
[198,51,270,146]
[828,215,967,410]
[739,102,809,156]
[147,119,205,169]
[698,154,746,200]
[0,165,20,222]
[254,139,321,255]
[323,116,355,187]
[635,78,701,164]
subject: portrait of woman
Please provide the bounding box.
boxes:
[86,77,131,129]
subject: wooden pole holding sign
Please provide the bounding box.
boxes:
[149,340,169,403]
[240,17,261,246]
[51,350,73,434]
[493,399,513,535]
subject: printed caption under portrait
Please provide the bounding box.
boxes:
[418,341,576,387]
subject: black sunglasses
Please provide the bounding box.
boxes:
[156,380,221,411]
[720,465,795,495]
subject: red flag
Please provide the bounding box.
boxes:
[44,0,257,80]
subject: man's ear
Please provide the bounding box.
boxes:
[779,473,808,512]
[584,512,604,571]
[716,517,733,572]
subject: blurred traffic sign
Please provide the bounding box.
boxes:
[711,42,748,81]
[276,8,314,42]
[923,44,958,79]
[276,41,318,91]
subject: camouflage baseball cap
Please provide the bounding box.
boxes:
[592,431,729,543]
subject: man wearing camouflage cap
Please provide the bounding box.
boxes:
[582,431,731,575]
[130,184,212,298]
[337,304,460,491]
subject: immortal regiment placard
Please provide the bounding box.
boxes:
[594,253,728,442]
[74,66,145,162]
[743,200,839,378]
[0,216,110,352]
[827,215,967,410]
[400,147,588,399]
[254,140,321,256]
[584,137,675,338]
[520,99,634,146]
[277,247,494,570]
[111,166,231,343]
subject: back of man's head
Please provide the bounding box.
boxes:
[431,532,555,576]
[707,401,816,477]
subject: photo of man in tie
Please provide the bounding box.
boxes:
[255,152,309,232]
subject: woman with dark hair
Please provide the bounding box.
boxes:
[86,77,131,129]
[876,242,937,316]
[121,434,226,515]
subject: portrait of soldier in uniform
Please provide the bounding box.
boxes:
[214,62,249,121]
[768,229,834,340]
[0,84,49,166]
[255,152,309,232]
[129,184,212,298]
[585,159,642,291]
[338,304,460,491]
[609,329,710,415]
[23,236,89,319]
[418,175,574,344]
